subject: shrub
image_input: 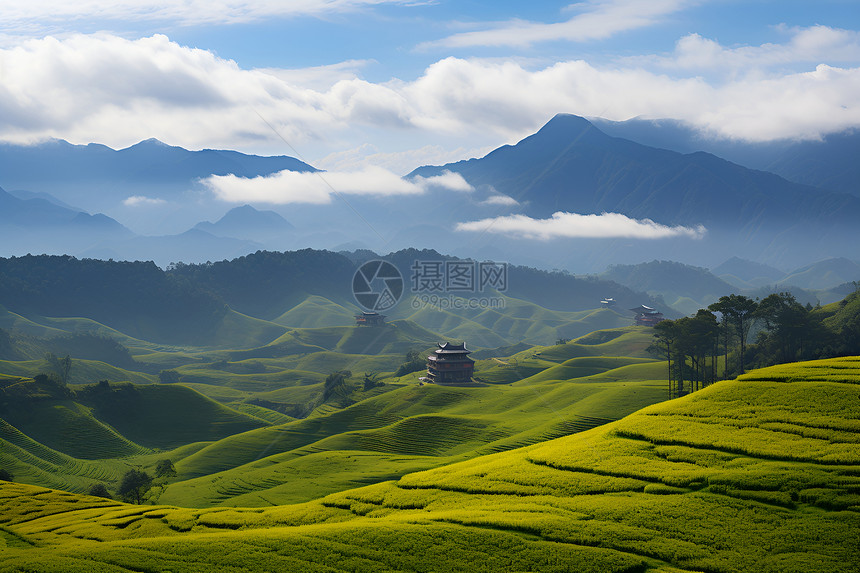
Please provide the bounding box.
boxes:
[88,483,112,499]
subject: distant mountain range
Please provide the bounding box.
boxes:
[0,138,315,236]
[409,114,860,268]
[591,117,860,196]
[2,115,860,272]
[0,138,314,192]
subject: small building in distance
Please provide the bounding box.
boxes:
[601,297,617,308]
[424,342,475,385]
[630,305,664,327]
[355,312,386,327]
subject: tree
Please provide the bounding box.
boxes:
[323,370,351,401]
[88,483,112,499]
[158,369,181,383]
[363,372,383,391]
[0,328,14,359]
[117,469,153,504]
[711,294,757,375]
[0,468,13,481]
[708,299,734,379]
[650,320,679,397]
[651,311,719,397]
[394,350,426,377]
[154,459,177,479]
[754,292,810,363]
[44,352,72,385]
[684,310,720,390]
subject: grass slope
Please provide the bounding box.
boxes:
[0,358,155,385]
[0,357,857,572]
[76,383,269,450]
[158,356,665,507]
[388,293,634,346]
[272,295,358,328]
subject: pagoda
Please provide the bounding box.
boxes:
[630,305,664,327]
[424,342,475,385]
[355,312,386,327]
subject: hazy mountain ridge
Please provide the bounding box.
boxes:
[2,116,860,270]
[194,204,296,241]
[410,114,860,231]
[0,138,315,189]
[591,116,860,196]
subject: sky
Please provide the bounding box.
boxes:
[1,0,858,179]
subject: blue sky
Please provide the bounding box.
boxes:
[1,0,858,178]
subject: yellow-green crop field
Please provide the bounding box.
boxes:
[2,357,858,572]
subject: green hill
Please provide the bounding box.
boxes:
[74,382,269,450]
[157,355,666,507]
[0,357,857,572]
[0,325,666,508]
[272,295,358,328]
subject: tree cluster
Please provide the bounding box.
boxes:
[394,349,426,377]
[0,254,227,345]
[323,370,352,402]
[363,372,384,391]
[651,289,860,397]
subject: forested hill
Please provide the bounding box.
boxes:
[0,255,226,345]
[0,250,672,346]
[339,248,671,315]
[167,249,358,320]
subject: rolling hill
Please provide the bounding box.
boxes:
[0,324,667,508]
[711,256,787,289]
[0,356,856,572]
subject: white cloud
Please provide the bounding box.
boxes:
[410,170,473,192]
[455,212,706,240]
[0,1,417,30]
[123,195,167,207]
[201,167,470,204]
[423,0,690,49]
[0,32,859,157]
[638,26,860,74]
[480,195,519,206]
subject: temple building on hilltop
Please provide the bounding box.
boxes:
[630,305,664,327]
[424,342,475,385]
[355,312,386,327]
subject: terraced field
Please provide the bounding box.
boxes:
[1,357,857,572]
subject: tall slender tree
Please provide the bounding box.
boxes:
[708,299,733,379]
[651,320,679,397]
[711,294,757,375]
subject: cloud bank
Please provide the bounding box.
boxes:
[0,30,858,155]
[202,167,472,204]
[455,212,707,240]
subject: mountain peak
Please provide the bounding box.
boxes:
[522,113,610,149]
[193,204,295,240]
[120,138,179,152]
